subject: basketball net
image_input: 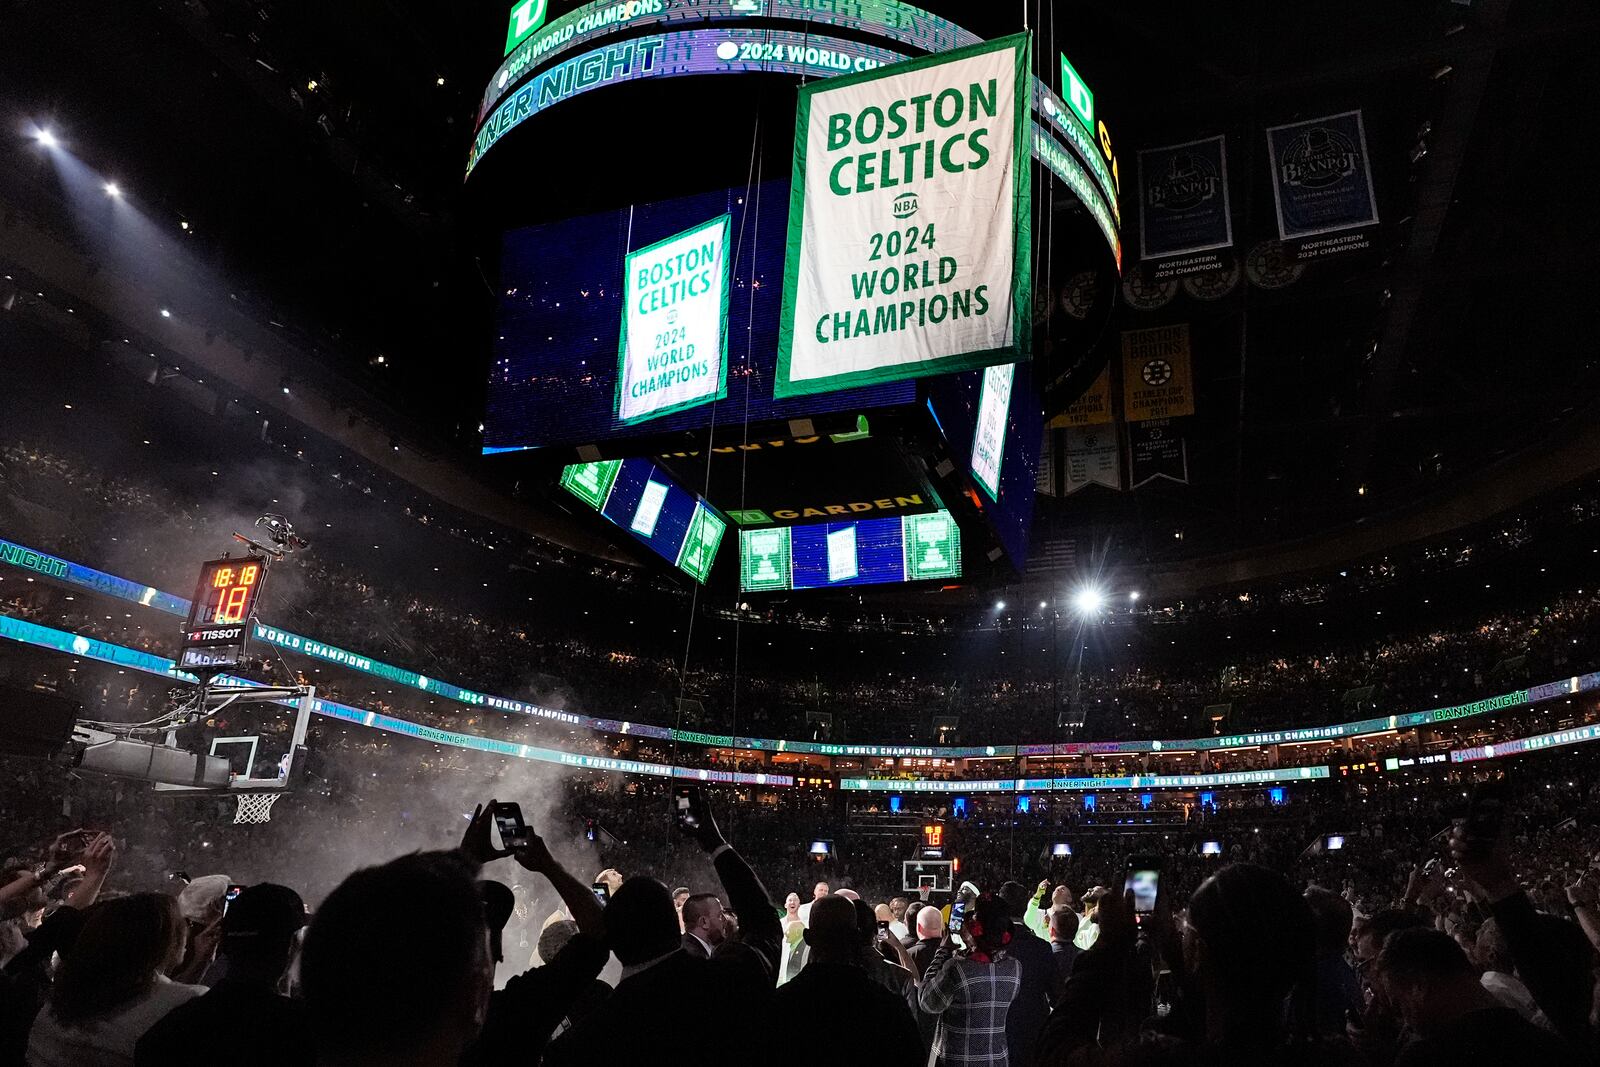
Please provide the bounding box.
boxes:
[233,792,281,824]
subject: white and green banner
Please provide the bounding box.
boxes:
[775,32,1032,398]
[616,213,731,424]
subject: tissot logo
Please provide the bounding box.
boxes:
[1278,126,1357,189]
[1147,151,1218,211]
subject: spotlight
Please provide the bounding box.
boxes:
[279,376,292,395]
[994,600,1006,611]
[1038,600,1047,609]
[1129,591,1141,602]
[435,76,446,86]
[103,182,122,198]
[179,221,190,231]
[33,128,57,148]
[1072,588,1104,614]
[159,308,171,318]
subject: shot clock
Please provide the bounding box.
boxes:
[178,557,268,671]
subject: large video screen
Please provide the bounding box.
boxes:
[560,459,727,583]
[485,181,914,452]
[740,511,960,593]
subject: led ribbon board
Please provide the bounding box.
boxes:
[774,33,1032,397]
[739,510,960,592]
[840,765,1332,792]
[482,0,981,120]
[0,613,789,787]
[560,458,728,582]
[617,214,731,423]
[11,535,1589,762]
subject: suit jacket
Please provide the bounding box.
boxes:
[681,931,712,959]
[546,845,782,1066]
[767,961,923,1067]
[1004,923,1056,1067]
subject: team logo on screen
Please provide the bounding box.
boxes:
[1277,126,1358,189]
[1141,359,1173,386]
[1146,151,1219,212]
[891,191,919,219]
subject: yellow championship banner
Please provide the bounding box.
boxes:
[1122,324,1194,422]
[1048,367,1112,427]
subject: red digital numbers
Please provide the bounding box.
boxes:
[208,562,260,624]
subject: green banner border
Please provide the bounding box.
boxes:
[615,212,732,425]
[774,31,1034,399]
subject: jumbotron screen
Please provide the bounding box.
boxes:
[739,511,961,592]
[484,180,914,452]
[560,459,727,583]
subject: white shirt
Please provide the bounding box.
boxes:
[1073,916,1101,951]
[797,900,822,926]
[27,975,206,1067]
[889,920,909,942]
[1481,970,1552,1030]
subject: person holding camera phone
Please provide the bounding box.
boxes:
[917,892,1022,1065]
[458,799,610,1067]
[543,786,781,1067]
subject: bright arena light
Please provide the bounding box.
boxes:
[33,128,57,148]
[1130,591,1141,601]
[994,600,1006,611]
[103,181,121,198]
[1072,588,1104,614]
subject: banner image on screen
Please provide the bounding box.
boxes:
[970,361,1014,500]
[618,214,730,424]
[560,459,727,583]
[738,510,960,592]
[485,181,914,452]
[775,33,1033,398]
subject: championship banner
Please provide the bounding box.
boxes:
[1128,418,1188,488]
[775,33,1033,398]
[1265,110,1379,260]
[1064,424,1120,494]
[1122,324,1194,422]
[1048,366,1111,428]
[1137,135,1232,278]
[1037,429,1058,496]
[617,214,731,424]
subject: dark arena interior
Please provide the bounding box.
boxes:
[3,1,1600,1064]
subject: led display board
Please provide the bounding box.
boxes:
[485,181,914,452]
[970,362,1014,500]
[504,0,549,55]
[179,557,266,670]
[560,459,727,582]
[618,214,730,423]
[482,0,981,121]
[738,510,959,592]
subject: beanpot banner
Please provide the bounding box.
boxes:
[1137,134,1233,276]
[776,33,1032,397]
[1265,110,1379,258]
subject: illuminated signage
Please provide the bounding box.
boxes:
[504,0,550,55]
[179,557,266,670]
[560,459,728,584]
[618,214,730,423]
[738,510,960,592]
[1058,54,1094,131]
[971,362,1015,500]
[482,0,979,120]
[922,823,944,848]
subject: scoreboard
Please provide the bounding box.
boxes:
[560,458,728,583]
[739,510,960,592]
[178,557,265,670]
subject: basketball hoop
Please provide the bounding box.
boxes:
[233,792,281,825]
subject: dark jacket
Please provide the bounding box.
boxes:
[134,979,313,1067]
[767,960,923,1067]
[1005,923,1056,1066]
[463,930,610,1067]
[545,846,781,1066]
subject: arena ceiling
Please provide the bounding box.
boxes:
[4,0,1599,584]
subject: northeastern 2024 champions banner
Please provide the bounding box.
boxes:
[775,33,1033,398]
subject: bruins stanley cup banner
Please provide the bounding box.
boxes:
[775,33,1033,398]
[1138,135,1233,280]
[1122,324,1194,422]
[1265,110,1379,261]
